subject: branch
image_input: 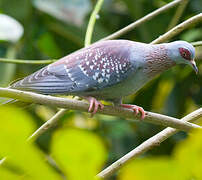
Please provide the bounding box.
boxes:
[151,13,202,44]
[191,41,202,47]
[27,109,68,142]
[0,58,56,64]
[97,108,202,179]
[84,0,104,46]
[0,87,201,132]
[0,58,57,65]
[100,0,185,41]
[167,0,189,30]
[0,157,6,165]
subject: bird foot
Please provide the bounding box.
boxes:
[85,97,104,117]
[120,104,145,119]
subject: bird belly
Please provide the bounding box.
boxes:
[79,71,150,100]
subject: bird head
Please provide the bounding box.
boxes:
[167,41,198,74]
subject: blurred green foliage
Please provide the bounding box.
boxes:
[0,106,106,179]
[119,130,202,180]
[0,0,202,179]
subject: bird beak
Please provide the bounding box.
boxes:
[190,60,198,74]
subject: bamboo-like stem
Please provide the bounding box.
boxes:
[97,108,202,179]
[101,0,185,41]
[191,41,202,47]
[0,157,6,165]
[84,0,104,46]
[167,0,189,30]
[27,109,67,142]
[0,58,56,64]
[151,13,202,44]
[0,87,201,132]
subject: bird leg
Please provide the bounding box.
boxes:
[85,97,104,116]
[120,104,145,119]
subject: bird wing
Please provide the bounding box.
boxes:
[11,40,136,95]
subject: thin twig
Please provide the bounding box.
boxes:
[0,58,56,64]
[0,87,201,132]
[0,157,6,165]
[27,109,67,142]
[151,13,202,44]
[167,0,189,30]
[97,108,202,179]
[191,41,202,47]
[100,0,185,41]
[84,0,104,46]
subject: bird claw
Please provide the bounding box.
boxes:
[120,104,145,119]
[85,97,104,117]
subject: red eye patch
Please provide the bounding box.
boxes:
[179,48,191,61]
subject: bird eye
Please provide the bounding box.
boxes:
[179,48,191,61]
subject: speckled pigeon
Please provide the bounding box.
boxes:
[9,40,197,118]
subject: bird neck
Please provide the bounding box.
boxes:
[143,44,176,77]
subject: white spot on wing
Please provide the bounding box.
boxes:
[95,72,99,78]
[98,78,104,83]
[106,74,110,79]
[41,69,47,76]
[93,75,97,81]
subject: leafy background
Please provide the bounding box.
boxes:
[0,0,202,179]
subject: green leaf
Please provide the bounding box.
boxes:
[173,130,202,179]
[51,128,107,180]
[0,168,24,180]
[118,157,189,180]
[0,106,62,180]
